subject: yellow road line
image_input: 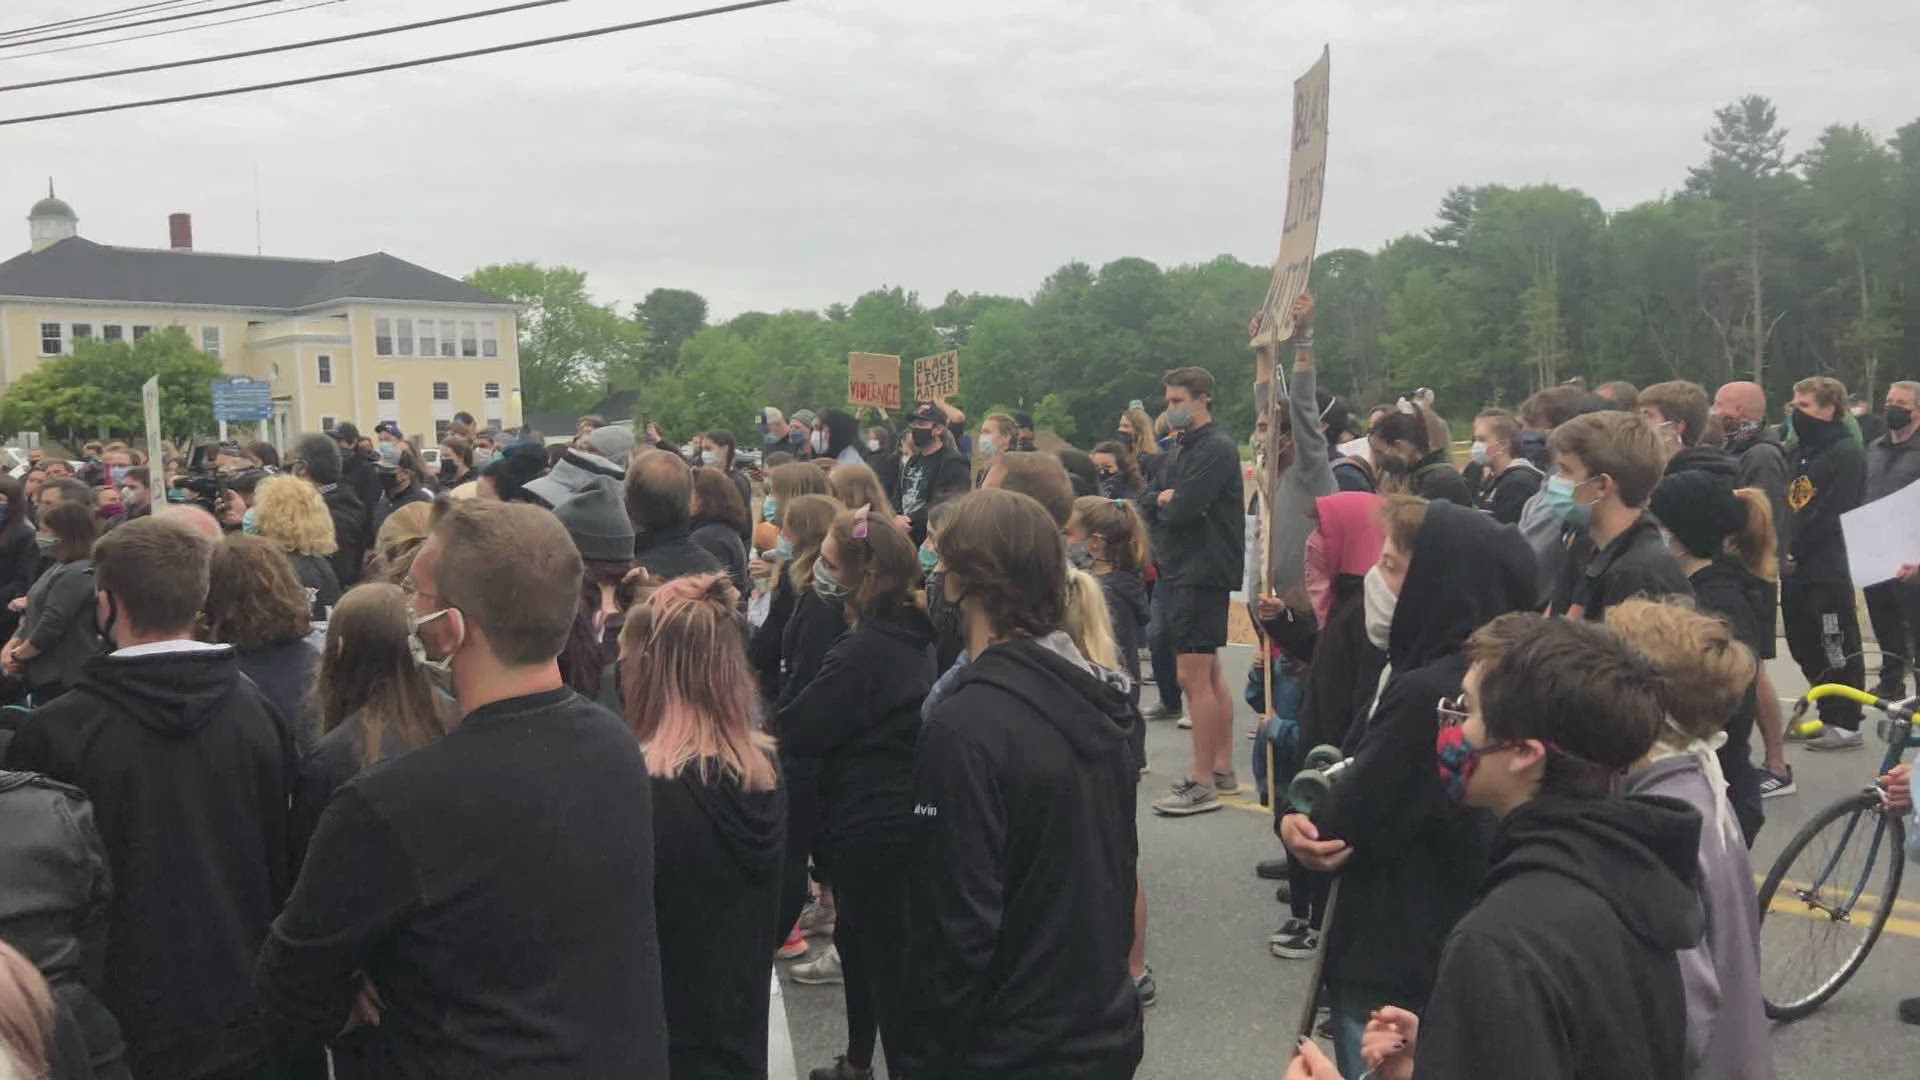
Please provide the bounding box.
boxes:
[1761,874,1920,917]
[1765,898,1920,941]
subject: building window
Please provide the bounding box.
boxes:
[484,382,500,400]
[39,322,61,355]
[435,420,451,442]
[201,325,221,358]
[418,320,437,357]
[71,323,92,342]
[316,354,334,385]
[460,321,478,358]
[396,317,414,357]
[102,325,123,342]
[320,415,336,432]
[481,321,499,358]
[486,416,502,432]
[132,325,151,341]
[432,381,450,401]
[377,381,396,402]
[439,319,456,357]
[375,317,393,356]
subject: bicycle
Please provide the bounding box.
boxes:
[1755,683,1917,1020]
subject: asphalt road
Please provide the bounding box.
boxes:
[778,644,1920,1079]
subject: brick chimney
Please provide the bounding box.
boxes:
[168,212,192,251]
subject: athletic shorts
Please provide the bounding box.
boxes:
[1165,584,1230,654]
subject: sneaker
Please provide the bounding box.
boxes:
[1176,715,1193,729]
[808,1055,873,1080]
[795,898,836,938]
[1806,727,1865,752]
[1871,675,1909,702]
[1151,779,1221,817]
[1786,716,1824,741]
[775,926,808,960]
[1213,770,1241,794]
[1759,765,1796,799]
[1141,702,1183,723]
[1269,918,1319,959]
[1255,858,1289,881]
[789,945,843,985]
[1134,964,1158,1008]
[1899,995,1920,1026]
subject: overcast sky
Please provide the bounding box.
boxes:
[1,0,1915,319]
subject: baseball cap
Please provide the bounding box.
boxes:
[910,402,944,425]
[326,421,361,443]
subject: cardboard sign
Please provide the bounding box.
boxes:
[913,350,960,402]
[847,353,902,411]
[1251,47,1330,348]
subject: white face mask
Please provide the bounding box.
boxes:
[866,438,881,454]
[1363,564,1398,651]
[811,429,829,454]
[1469,440,1488,465]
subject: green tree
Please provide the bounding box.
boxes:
[465,263,641,413]
[1685,95,1801,384]
[1802,124,1901,397]
[632,288,709,376]
[0,327,220,444]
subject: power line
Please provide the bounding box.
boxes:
[0,0,288,51]
[0,0,790,127]
[0,0,219,42]
[9,0,343,61]
[0,0,571,94]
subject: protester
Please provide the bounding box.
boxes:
[1090,440,1146,500]
[789,409,819,460]
[694,429,755,534]
[37,478,88,518]
[250,475,342,622]
[775,509,934,1080]
[6,516,294,1080]
[978,412,1017,468]
[690,466,752,602]
[1,503,95,704]
[1607,598,1776,1080]
[92,484,126,529]
[326,424,381,544]
[865,425,901,498]
[256,500,669,1077]
[372,446,433,536]
[907,487,1145,1078]
[475,440,549,503]
[1711,381,1792,557]
[1139,365,1245,816]
[816,408,868,466]
[1369,405,1471,506]
[120,467,153,520]
[626,449,724,580]
[1544,411,1691,621]
[1069,495,1151,711]
[288,434,368,591]
[750,492,840,710]
[1469,408,1541,524]
[437,434,474,491]
[1650,470,1780,835]
[759,460,832,556]
[828,462,896,521]
[0,475,34,645]
[198,536,321,758]
[620,573,785,1080]
[892,402,971,546]
[1861,380,1920,700]
[1641,380,1735,477]
[553,477,637,707]
[1261,293,1346,601]
[370,501,435,584]
[1291,613,1696,1080]
[759,406,792,451]
[1780,375,1869,749]
[1279,498,1536,1074]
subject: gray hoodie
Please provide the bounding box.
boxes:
[1264,366,1336,595]
[1625,751,1777,1080]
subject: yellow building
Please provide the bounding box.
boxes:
[0,186,522,445]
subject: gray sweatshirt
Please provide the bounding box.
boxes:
[1264,366,1336,596]
[1625,752,1777,1080]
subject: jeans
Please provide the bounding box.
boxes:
[1324,982,1383,1077]
[1147,581,1181,712]
[1249,660,1305,804]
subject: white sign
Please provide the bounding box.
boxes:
[1252,46,1331,348]
[141,376,163,479]
[1841,482,1920,589]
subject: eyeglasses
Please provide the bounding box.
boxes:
[1437,695,1470,729]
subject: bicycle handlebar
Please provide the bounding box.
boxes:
[1807,684,1881,708]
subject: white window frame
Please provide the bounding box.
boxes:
[131,325,152,342]
[375,317,393,356]
[435,419,452,443]
[316,354,334,385]
[71,322,93,342]
[418,321,437,357]
[460,321,478,358]
[102,324,123,343]
[397,317,414,357]
[432,381,450,401]
[481,320,499,358]
[200,325,221,358]
[39,322,61,355]
[439,319,456,357]
[376,381,396,402]
[484,381,500,400]
[320,415,337,432]
[485,415,503,432]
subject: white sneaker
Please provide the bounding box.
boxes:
[789,945,843,985]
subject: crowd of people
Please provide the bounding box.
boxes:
[0,289,1915,1079]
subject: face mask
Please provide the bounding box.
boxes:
[1435,724,1493,803]
[926,569,963,640]
[764,432,782,448]
[811,430,830,454]
[107,465,129,486]
[918,542,939,574]
[1098,473,1126,500]
[1720,414,1760,442]
[911,427,936,450]
[1469,440,1488,465]
[761,496,780,524]
[979,434,997,457]
[35,533,57,555]
[410,607,459,693]
[380,471,399,495]
[1066,539,1093,570]
[242,507,259,535]
[789,429,807,446]
[1363,564,1397,650]
[1887,406,1913,432]
[867,438,882,454]
[471,448,493,469]
[774,536,795,560]
[440,460,458,484]
[696,449,716,467]
[1117,431,1136,449]
[1166,405,1195,431]
[97,502,124,521]
[812,558,849,603]
[378,443,402,467]
[1544,474,1594,531]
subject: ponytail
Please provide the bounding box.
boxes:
[1729,487,1778,583]
[1071,495,1150,574]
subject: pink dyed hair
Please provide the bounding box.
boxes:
[619,573,778,793]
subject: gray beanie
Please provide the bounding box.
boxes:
[552,475,635,563]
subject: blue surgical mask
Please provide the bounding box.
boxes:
[918,542,939,573]
[774,536,795,560]
[762,495,778,522]
[242,507,260,535]
[1545,474,1593,531]
[108,465,130,486]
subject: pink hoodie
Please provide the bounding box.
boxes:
[1304,492,1385,627]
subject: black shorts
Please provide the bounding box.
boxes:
[1165,585,1230,654]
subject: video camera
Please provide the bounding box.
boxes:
[169,443,270,519]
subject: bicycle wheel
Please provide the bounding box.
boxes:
[1756,790,1906,1020]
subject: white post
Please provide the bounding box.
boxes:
[218,419,228,443]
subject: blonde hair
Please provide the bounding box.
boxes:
[1123,408,1159,456]
[1729,488,1778,583]
[779,494,840,592]
[828,462,895,519]
[1605,597,1757,743]
[375,501,435,584]
[1064,568,1119,671]
[0,939,53,1080]
[621,573,778,793]
[768,461,829,517]
[252,475,340,557]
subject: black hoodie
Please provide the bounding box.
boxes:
[653,764,785,1080]
[1097,569,1149,698]
[319,481,368,589]
[776,603,935,846]
[5,646,295,1080]
[1309,501,1536,1002]
[907,639,1143,1080]
[1665,445,1738,481]
[1413,795,1704,1080]
[1785,411,1866,584]
[1725,424,1792,559]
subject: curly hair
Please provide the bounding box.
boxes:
[252,476,339,558]
[204,534,311,649]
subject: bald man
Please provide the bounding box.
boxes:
[1712,381,1791,556]
[160,504,225,542]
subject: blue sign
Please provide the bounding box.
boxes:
[211,376,273,423]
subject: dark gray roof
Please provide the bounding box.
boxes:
[0,236,511,310]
